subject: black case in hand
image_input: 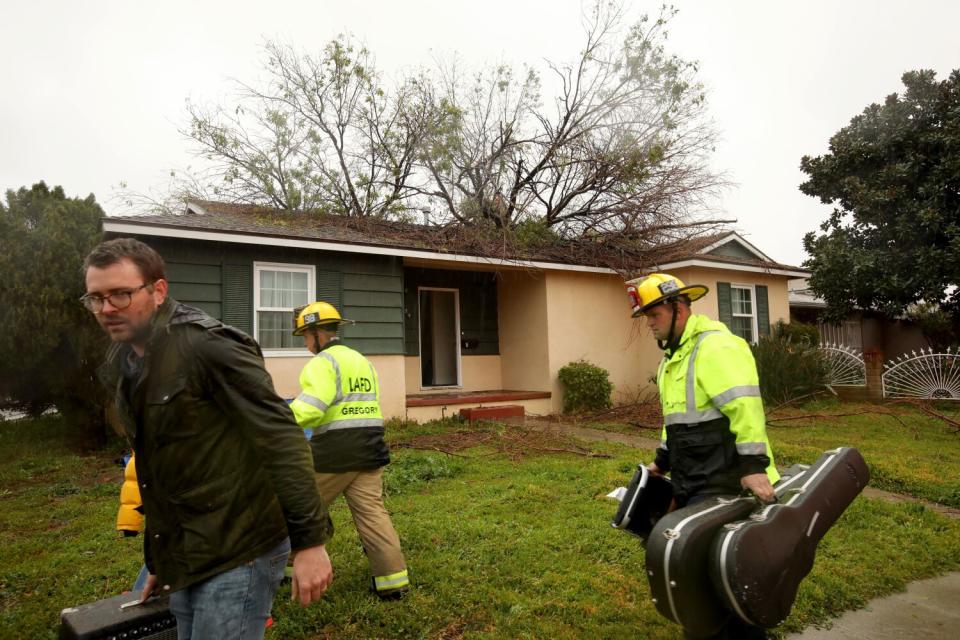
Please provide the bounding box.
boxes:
[60,592,176,640]
[710,447,870,628]
[611,464,674,540]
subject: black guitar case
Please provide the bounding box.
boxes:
[644,464,810,639]
[611,464,674,540]
[710,447,869,629]
[60,592,176,640]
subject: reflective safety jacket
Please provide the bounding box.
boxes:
[652,314,779,500]
[290,339,390,472]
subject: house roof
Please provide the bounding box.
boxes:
[788,278,827,308]
[105,201,625,274]
[102,201,807,277]
[646,231,809,278]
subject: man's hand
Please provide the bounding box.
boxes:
[290,545,333,606]
[741,473,776,503]
[647,462,663,476]
[138,574,159,603]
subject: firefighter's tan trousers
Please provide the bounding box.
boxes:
[314,468,408,589]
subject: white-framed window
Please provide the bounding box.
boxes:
[253,262,314,354]
[730,284,759,343]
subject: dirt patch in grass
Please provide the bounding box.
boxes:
[0,454,116,498]
[862,487,960,519]
[430,619,467,639]
[536,397,665,431]
[391,426,611,460]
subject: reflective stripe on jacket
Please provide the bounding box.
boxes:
[290,340,390,472]
[653,314,779,499]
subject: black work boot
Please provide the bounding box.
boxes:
[370,577,409,601]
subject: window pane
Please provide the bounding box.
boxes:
[292,271,308,290]
[731,316,754,343]
[732,287,753,315]
[260,270,278,307]
[292,272,309,307]
[258,268,311,310]
[258,311,295,348]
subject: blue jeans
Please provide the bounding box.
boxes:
[169,537,290,640]
[133,564,149,592]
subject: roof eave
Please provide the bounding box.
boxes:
[101,218,618,275]
[651,257,809,279]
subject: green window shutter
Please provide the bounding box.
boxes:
[717,281,733,327]
[756,284,770,337]
[222,264,253,335]
[316,270,342,309]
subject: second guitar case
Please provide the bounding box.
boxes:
[709,447,870,629]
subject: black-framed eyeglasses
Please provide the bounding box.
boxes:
[80,283,152,312]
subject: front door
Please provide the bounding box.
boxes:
[419,288,460,387]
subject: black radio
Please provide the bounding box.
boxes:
[60,592,176,640]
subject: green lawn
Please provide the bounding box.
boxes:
[1,411,958,639]
[766,400,960,508]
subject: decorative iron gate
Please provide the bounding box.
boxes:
[820,343,866,387]
[882,348,960,400]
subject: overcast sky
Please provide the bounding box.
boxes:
[2,1,959,266]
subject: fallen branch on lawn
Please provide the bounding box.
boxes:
[767,389,835,414]
[767,406,922,438]
[767,410,875,423]
[887,400,960,434]
[627,420,661,430]
[391,443,469,457]
[518,446,612,459]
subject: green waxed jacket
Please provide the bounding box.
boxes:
[653,314,779,500]
[98,299,333,593]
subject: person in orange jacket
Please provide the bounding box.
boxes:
[117,454,144,536]
[117,454,149,591]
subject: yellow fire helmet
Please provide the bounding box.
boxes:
[292,301,354,336]
[626,273,709,317]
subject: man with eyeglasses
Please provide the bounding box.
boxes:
[83,237,335,640]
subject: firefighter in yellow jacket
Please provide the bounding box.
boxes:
[628,273,776,639]
[289,302,409,600]
[627,273,778,506]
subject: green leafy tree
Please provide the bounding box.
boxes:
[800,69,960,322]
[0,183,108,445]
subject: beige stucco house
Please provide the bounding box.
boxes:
[103,204,807,421]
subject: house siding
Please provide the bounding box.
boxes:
[498,270,551,393]
[708,241,759,261]
[543,271,663,412]
[672,266,791,334]
[124,236,405,355]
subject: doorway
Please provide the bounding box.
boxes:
[419,288,461,387]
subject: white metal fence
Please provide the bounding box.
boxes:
[882,348,960,400]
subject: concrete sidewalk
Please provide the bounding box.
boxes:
[786,572,960,639]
